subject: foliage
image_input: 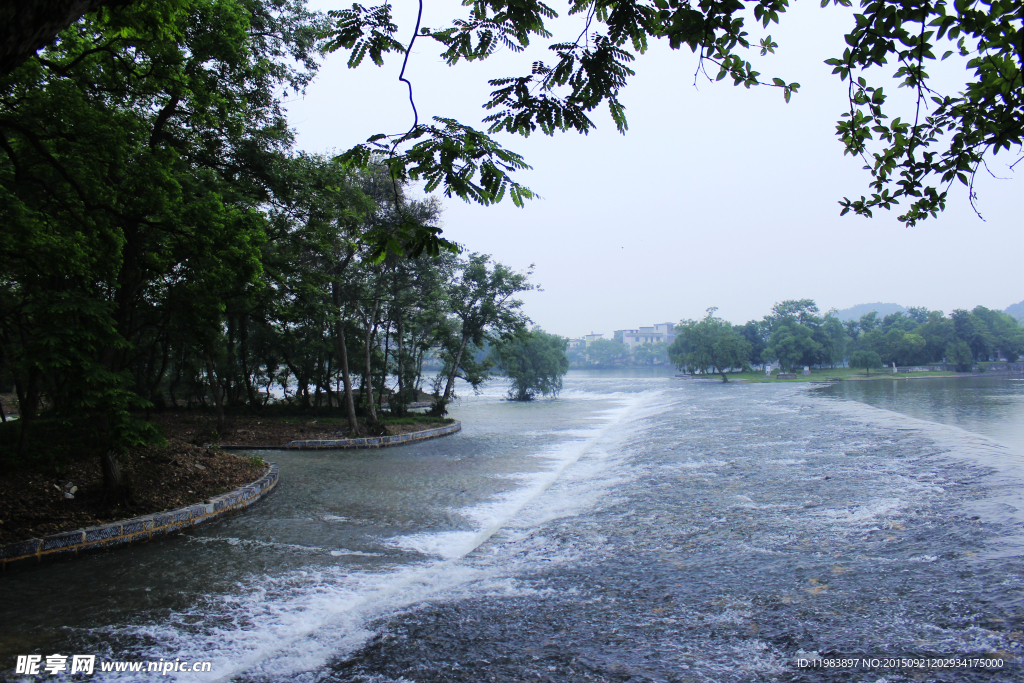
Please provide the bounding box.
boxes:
[489,327,569,401]
[631,341,668,365]
[669,308,751,382]
[849,349,882,375]
[313,0,1020,226]
[945,340,974,371]
[761,300,832,371]
[739,320,770,369]
[434,253,534,410]
[584,339,631,366]
[830,0,1024,225]
[0,3,545,480]
[0,0,320,472]
[848,304,1023,366]
[4,0,1019,226]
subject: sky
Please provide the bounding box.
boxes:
[284,0,1021,338]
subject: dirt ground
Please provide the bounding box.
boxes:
[0,437,264,546]
[0,409,450,547]
[148,411,447,447]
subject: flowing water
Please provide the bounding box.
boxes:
[3,371,1024,682]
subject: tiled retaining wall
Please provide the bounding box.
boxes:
[0,462,279,571]
[220,420,461,451]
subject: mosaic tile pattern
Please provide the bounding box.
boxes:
[0,462,279,571]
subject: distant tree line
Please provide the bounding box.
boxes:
[568,340,670,368]
[668,300,1024,381]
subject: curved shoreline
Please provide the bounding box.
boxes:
[0,462,279,571]
[217,420,461,450]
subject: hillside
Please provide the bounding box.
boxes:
[833,302,907,322]
[1005,300,1024,322]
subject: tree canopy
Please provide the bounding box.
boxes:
[669,308,751,381]
[6,0,1019,227]
[0,1,537,495]
[747,300,1023,372]
[319,0,1022,226]
[489,327,569,401]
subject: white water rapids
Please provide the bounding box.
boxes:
[2,371,1023,682]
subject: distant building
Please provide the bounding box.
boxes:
[567,338,585,350]
[583,332,604,347]
[618,323,676,351]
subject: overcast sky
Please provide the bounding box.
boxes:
[285,0,1021,338]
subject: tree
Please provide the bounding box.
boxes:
[740,320,769,370]
[820,313,849,368]
[0,0,320,489]
[585,339,631,366]
[945,340,974,372]
[489,328,569,401]
[765,321,823,372]
[849,349,882,376]
[10,0,1019,229]
[967,306,1024,362]
[435,254,533,411]
[669,308,751,382]
[632,341,667,366]
[858,312,880,335]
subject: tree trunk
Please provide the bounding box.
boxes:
[332,281,359,435]
[204,355,225,434]
[362,301,380,423]
[15,370,39,458]
[100,448,124,493]
[379,313,392,414]
[239,314,257,407]
[96,410,129,501]
[394,314,406,417]
[442,334,471,401]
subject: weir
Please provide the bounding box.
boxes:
[2,371,1022,682]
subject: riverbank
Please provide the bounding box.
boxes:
[0,436,265,546]
[0,410,454,547]
[676,367,968,383]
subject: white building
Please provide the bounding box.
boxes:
[618,323,676,351]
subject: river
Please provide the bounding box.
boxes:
[2,372,1023,682]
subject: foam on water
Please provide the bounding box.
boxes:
[82,386,660,682]
[807,388,1024,543]
[10,375,1024,683]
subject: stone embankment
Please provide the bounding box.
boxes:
[1,462,279,570]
